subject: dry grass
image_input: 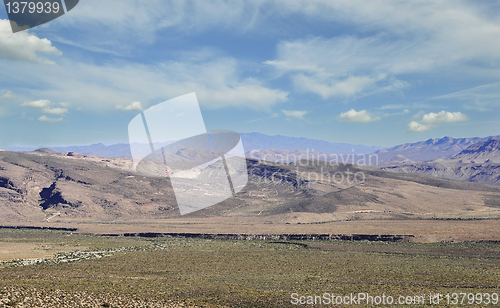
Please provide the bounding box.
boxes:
[0,242,85,262]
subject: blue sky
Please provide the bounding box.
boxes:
[1,0,500,148]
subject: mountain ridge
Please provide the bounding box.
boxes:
[375,135,500,162]
[381,138,500,184]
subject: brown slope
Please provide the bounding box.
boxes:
[0,151,179,223]
[189,159,500,221]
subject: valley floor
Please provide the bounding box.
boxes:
[3,217,500,243]
[0,229,499,307]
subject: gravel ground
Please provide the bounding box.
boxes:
[0,286,199,308]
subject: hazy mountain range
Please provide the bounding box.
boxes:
[3,132,500,185]
[5,133,498,162]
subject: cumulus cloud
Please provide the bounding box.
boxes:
[282,110,307,119]
[42,107,68,115]
[21,99,52,108]
[21,99,69,122]
[421,110,468,124]
[0,19,61,63]
[408,121,429,132]
[408,110,468,132]
[38,115,63,123]
[338,109,380,123]
[116,101,144,111]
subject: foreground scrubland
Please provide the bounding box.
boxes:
[0,229,499,307]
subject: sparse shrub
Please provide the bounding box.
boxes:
[5,299,20,306]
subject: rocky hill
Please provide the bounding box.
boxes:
[381,138,500,184]
[452,138,500,163]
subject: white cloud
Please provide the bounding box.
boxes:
[51,1,268,54]
[2,56,287,111]
[408,121,430,132]
[265,36,412,99]
[429,82,500,111]
[408,110,468,132]
[37,0,500,71]
[21,99,52,108]
[282,110,307,119]
[265,1,500,99]
[0,19,61,63]
[116,101,144,111]
[338,109,380,123]
[42,107,68,115]
[196,83,288,109]
[22,99,69,119]
[59,102,71,107]
[292,74,380,99]
[154,59,289,109]
[0,90,13,100]
[38,115,63,123]
[274,0,500,61]
[383,109,410,117]
[378,104,405,110]
[421,110,468,125]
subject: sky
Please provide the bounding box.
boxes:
[0,0,500,148]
